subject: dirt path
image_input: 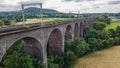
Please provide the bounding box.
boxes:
[74,46,120,68]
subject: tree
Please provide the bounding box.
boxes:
[64,51,77,68]
[84,27,98,40]
[65,39,73,52]
[98,15,111,24]
[53,53,65,68]
[116,26,120,36]
[109,29,116,37]
[99,31,111,40]
[73,38,89,57]
[65,38,89,57]
[3,52,33,68]
[92,21,106,30]
[114,37,120,45]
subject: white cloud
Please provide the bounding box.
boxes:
[0,0,120,13]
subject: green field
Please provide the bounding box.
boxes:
[105,20,120,30]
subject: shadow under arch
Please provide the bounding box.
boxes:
[47,29,63,56]
[74,23,79,38]
[65,25,72,40]
[1,37,43,63]
[80,21,83,37]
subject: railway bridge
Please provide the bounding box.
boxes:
[0,17,98,66]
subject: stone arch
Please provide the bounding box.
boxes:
[47,29,63,56]
[2,37,43,61]
[80,21,83,37]
[65,25,72,40]
[74,23,79,38]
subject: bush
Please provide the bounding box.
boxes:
[98,15,111,24]
[73,38,89,57]
[65,38,89,57]
[108,38,114,47]
[53,53,65,68]
[114,37,120,45]
[3,52,33,68]
[84,27,98,40]
[109,29,116,37]
[64,51,77,68]
[99,31,111,40]
[116,26,120,36]
[92,21,106,30]
[48,62,59,68]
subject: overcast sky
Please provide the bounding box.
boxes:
[0,0,120,13]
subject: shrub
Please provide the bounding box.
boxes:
[114,37,120,45]
[92,21,106,30]
[64,51,77,68]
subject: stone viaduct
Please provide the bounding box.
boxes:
[0,17,98,66]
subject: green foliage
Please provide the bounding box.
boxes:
[109,29,117,37]
[105,20,120,30]
[73,38,89,57]
[48,56,59,68]
[53,53,65,68]
[64,51,77,68]
[2,19,12,25]
[87,38,100,51]
[65,38,89,57]
[3,52,33,68]
[65,39,73,52]
[108,38,114,46]
[99,31,111,40]
[98,15,111,24]
[32,57,45,68]
[48,62,59,68]
[0,20,4,26]
[1,41,45,68]
[84,27,98,40]
[92,21,106,30]
[116,26,120,36]
[114,37,120,45]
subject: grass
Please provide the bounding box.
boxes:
[105,20,120,30]
[73,46,120,68]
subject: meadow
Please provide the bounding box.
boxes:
[74,46,120,68]
[105,20,120,30]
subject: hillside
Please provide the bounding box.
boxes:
[24,7,60,14]
[0,7,61,16]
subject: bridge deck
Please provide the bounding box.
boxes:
[0,19,81,36]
